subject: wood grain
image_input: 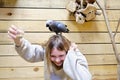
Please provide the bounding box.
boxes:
[0,0,119,79]
[0,8,119,20]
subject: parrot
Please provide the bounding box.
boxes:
[46,20,69,34]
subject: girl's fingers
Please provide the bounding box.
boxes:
[8,27,18,35]
[70,43,78,51]
[8,25,24,39]
[8,31,16,39]
[10,25,17,31]
[10,25,24,35]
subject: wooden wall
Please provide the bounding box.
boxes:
[0,0,120,80]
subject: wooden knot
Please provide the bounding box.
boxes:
[33,67,39,72]
[11,68,14,71]
[7,12,12,16]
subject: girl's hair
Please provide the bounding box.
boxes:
[45,34,71,73]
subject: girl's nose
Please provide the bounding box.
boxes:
[55,58,60,62]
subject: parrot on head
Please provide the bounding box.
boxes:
[46,20,69,34]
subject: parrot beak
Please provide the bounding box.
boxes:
[46,24,49,27]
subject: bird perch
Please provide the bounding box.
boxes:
[96,0,120,79]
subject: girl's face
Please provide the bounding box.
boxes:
[50,48,66,66]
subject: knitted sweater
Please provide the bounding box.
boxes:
[15,38,92,80]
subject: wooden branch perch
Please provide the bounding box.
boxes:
[114,18,120,37]
[96,0,120,63]
[96,0,120,79]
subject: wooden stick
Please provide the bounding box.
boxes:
[96,0,120,63]
[96,0,120,79]
[114,18,120,37]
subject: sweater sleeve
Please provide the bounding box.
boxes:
[15,38,45,62]
[63,49,92,80]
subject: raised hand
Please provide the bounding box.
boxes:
[8,25,24,46]
[70,43,78,51]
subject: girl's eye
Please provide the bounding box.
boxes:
[50,56,56,60]
[59,55,64,57]
[51,55,55,58]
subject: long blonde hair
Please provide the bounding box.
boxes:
[45,34,71,74]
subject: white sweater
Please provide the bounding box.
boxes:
[15,38,92,80]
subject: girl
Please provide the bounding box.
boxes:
[8,25,92,80]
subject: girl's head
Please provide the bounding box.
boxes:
[45,34,71,71]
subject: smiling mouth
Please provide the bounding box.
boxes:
[54,61,63,66]
[55,62,62,65]
[52,62,63,70]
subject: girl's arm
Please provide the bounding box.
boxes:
[15,38,44,62]
[63,43,92,80]
[8,25,44,62]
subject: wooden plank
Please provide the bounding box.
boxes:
[0,65,117,80]
[0,0,69,8]
[78,44,116,55]
[0,45,18,55]
[0,8,71,20]
[92,76,116,80]
[0,55,117,67]
[1,0,120,9]
[0,21,119,32]
[0,56,44,67]
[0,8,119,20]
[0,0,99,9]
[0,67,44,78]
[1,44,120,55]
[90,65,117,80]
[106,0,120,9]
[0,78,44,80]
[0,33,112,44]
[86,55,117,65]
[90,65,117,76]
[0,76,117,80]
